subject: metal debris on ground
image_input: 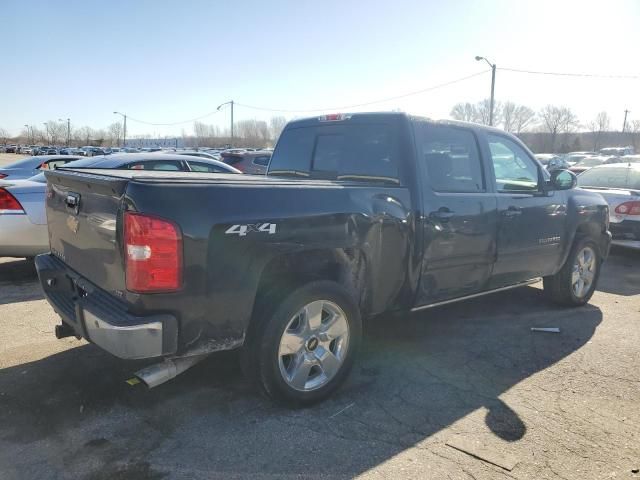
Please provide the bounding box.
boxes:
[329,402,355,418]
[126,377,141,386]
[446,437,519,471]
[530,327,561,333]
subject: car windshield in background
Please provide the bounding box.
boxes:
[578,167,640,190]
[28,157,112,183]
[3,157,41,169]
[576,157,606,167]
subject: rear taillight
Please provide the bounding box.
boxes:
[0,188,25,214]
[124,212,182,293]
[0,174,7,179]
[615,201,640,215]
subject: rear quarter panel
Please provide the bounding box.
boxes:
[123,179,416,353]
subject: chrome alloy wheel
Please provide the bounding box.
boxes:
[572,246,596,298]
[278,300,350,392]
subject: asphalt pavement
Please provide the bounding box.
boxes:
[0,247,639,479]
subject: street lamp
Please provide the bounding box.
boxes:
[217,100,234,147]
[24,124,31,144]
[59,118,71,147]
[43,122,49,144]
[475,55,496,126]
[113,111,127,147]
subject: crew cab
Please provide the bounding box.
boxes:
[36,113,611,405]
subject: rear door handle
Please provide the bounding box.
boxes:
[502,205,522,217]
[429,208,455,222]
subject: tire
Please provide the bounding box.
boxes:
[543,237,601,306]
[241,280,361,406]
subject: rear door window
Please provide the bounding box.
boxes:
[414,123,485,193]
[269,123,399,183]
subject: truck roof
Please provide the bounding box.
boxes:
[284,111,509,135]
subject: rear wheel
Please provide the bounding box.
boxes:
[242,281,361,406]
[543,237,601,306]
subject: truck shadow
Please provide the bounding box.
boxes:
[0,285,602,479]
[0,258,42,305]
[596,246,640,296]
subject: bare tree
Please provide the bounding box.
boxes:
[450,102,478,122]
[629,119,640,151]
[269,116,287,142]
[539,105,579,152]
[0,128,9,144]
[475,99,503,126]
[512,105,536,134]
[108,122,123,147]
[502,102,536,133]
[586,111,610,151]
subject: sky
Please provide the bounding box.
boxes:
[2,0,640,138]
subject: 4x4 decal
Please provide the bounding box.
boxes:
[225,223,277,237]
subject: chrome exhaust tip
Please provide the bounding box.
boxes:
[134,354,208,389]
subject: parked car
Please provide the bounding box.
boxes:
[569,156,610,174]
[35,113,610,406]
[0,154,240,259]
[21,146,37,155]
[220,150,272,174]
[0,155,83,180]
[599,146,634,157]
[535,154,569,171]
[563,151,597,166]
[170,150,221,161]
[4,145,18,153]
[59,147,81,155]
[40,147,58,155]
[578,163,640,240]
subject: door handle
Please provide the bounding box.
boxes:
[429,208,455,222]
[502,205,522,217]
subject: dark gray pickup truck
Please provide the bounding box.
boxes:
[36,113,611,405]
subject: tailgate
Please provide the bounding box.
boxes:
[44,169,129,293]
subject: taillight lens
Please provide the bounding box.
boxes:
[124,212,182,293]
[615,201,640,215]
[0,174,7,179]
[0,188,25,214]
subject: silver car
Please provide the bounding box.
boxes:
[0,155,82,180]
[578,163,640,241]
[0,154,241,258]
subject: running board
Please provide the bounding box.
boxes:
[411,277,542,312]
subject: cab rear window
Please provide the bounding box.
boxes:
[269,123,399,184]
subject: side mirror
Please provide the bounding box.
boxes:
[549,169,577,190]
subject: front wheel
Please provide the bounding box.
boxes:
[543,237,601,306]
[244,281,362,406]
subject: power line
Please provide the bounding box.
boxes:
[235,70,490,113]
[498,67,640,79]
[125,108,223,126]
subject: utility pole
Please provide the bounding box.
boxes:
[622,109,630,133]
[217,100,234,147]
[475,56,496,126]
[24,124,31,143]
[43,123,49,144]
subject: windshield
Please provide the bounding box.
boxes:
[576,157,605,167]
[578,167,640,190]
[3,157,41,169]
[27,157,107,183]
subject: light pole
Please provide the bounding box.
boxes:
[59,118,71,146]
[475,55,496,126]
[43,122,50,144]
[217,100,234,147]
[24,124,31,144]
[113,111,127,147]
